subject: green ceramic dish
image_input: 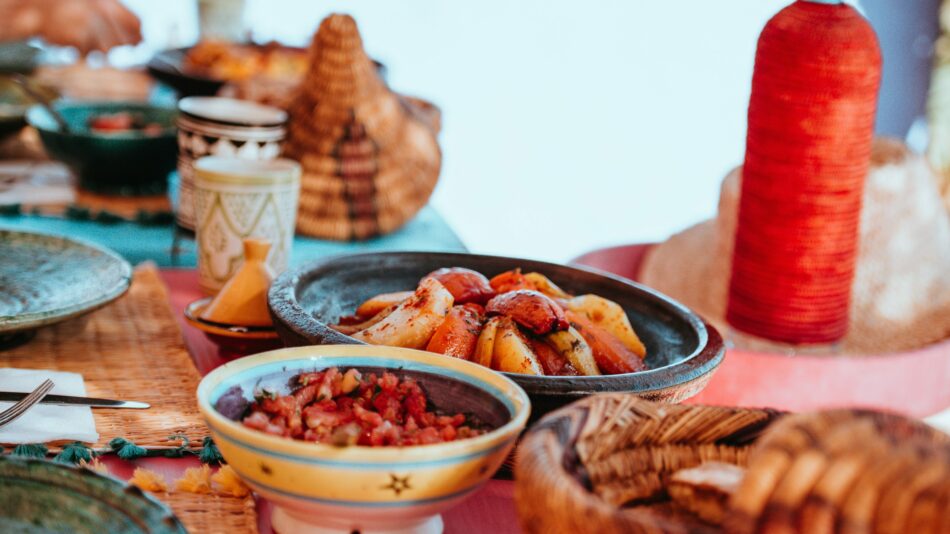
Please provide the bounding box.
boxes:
[0,229,132,339]
[0,456,186,533]
[26,101,178,196]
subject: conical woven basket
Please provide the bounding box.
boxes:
[283,14,442,240]
[515,395,950,533]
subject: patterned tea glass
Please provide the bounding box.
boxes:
[193,157,301,294]
[176,97,287,231]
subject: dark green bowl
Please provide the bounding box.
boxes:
[0,456,186,533]
[26,101,178,196]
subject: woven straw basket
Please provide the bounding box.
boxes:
[514,395,950,533]
[284,14,442,240]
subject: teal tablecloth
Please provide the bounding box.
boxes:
[0,206,466,267]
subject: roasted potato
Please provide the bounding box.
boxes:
[473,316,502,368]
[331,304,398,335]
[355,291,413,318]
[352,278,453,348]
[566,294,647,357]
[523,272,571,299]
[491,317,544,375]
[544,326,600,376]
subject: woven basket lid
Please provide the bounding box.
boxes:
[515,395,950,533]
[283,14,442,240]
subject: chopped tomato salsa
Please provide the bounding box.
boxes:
[241,367,485,446]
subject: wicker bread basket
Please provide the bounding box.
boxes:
[283,14,442,240]
[514,395,950,533]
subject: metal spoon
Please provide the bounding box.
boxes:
[11,74,71,133]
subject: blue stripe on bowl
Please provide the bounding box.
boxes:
[213,428,517,470]
[235,468,482,508]
[210,356,518,415]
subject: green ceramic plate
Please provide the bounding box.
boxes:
[0,457,185,533]
[0,230,132,334]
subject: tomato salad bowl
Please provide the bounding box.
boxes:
[196,345,531,534]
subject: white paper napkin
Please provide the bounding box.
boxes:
[0,369,98,444]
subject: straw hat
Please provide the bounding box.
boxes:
[640,138,950,354]
[283,14,441,240]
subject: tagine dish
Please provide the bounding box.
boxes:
[330,267,649,377]
[182,41,308,84]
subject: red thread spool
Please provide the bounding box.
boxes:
[726,0,881,345]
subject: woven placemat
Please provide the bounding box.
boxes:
[159,491,258,534]
[0,263,204,449]
[0,263,259,533]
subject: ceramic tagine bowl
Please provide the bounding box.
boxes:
[184,238,282,357]
[196,345,530,534]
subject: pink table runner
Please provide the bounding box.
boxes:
[101,269,519,534]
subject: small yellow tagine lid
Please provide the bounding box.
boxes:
[200,238,275,327]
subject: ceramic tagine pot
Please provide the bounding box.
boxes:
[184,238,283,357]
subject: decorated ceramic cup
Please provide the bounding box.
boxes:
[193,157,300,294]
[175,97,287,230]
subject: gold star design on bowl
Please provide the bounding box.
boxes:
[382,474,411,496]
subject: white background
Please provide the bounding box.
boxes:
[120,0,929,262]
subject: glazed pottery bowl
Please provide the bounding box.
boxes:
[26,101,177,195]
[268,252,725,419]
[183,297,283,357]
[196,345,530,534]
[0,456,185,533]
[0,229,132,347]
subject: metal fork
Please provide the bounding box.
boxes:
[0,379,55,429]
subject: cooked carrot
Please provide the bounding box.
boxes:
[567,310,646,374]
[489,269,533,294]
[529,337,577,376]
[425,304,484,360]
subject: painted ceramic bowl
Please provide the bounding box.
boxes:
[197,345,530,534]
[26,101,177,195]
[268,252,725,420]
[183,297,282,357]
[0,456,185,533]
[0,229,132,347]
